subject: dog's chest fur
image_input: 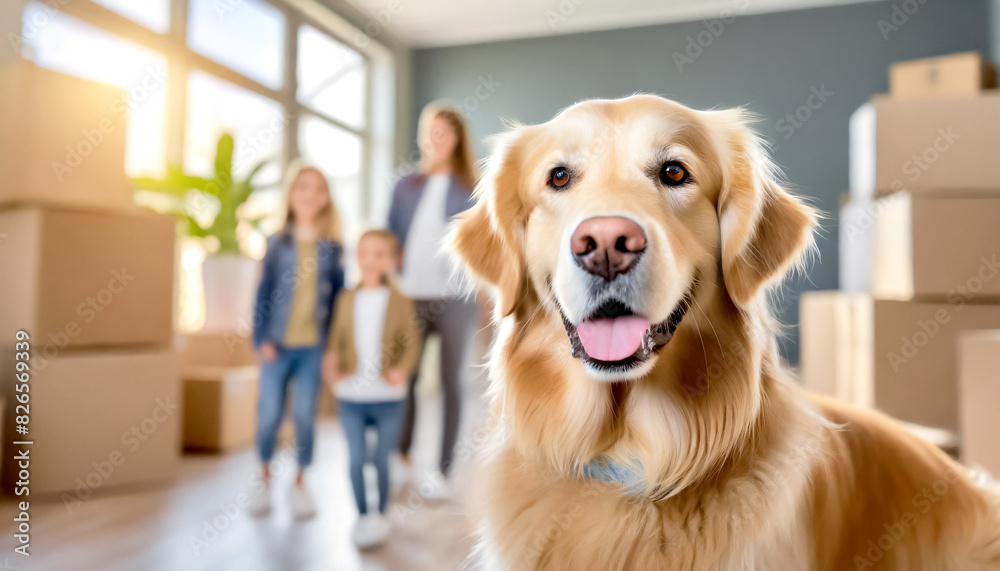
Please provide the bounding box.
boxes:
[470,419,823,571]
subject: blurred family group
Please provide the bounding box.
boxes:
[248,102,483,548]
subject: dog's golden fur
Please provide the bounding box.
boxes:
[448,95,1000,570]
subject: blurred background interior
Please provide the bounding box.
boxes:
[1,0,999,569]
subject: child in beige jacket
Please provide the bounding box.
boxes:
[324,229,420,548]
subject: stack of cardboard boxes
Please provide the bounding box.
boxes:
[0,62,180,495]
[802,52,1000,472]
[178,332,259,452]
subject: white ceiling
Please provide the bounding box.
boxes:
[343,0,877,48]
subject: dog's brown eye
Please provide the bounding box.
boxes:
[549,167,571,190]
[659,162,689,186]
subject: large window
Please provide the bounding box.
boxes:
[21,0,381,230]
[21,0,394,329]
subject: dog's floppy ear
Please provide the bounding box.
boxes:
[715,111,817,306]
[448,128,527,317]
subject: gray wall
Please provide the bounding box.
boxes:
[992,0,1000,63]
[411,0,992,364]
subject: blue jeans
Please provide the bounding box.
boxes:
[256,346,324,467]
[338,399,405,515]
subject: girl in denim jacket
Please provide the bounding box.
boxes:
[250,162,344,519]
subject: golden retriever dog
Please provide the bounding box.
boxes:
[447,94,1000,570]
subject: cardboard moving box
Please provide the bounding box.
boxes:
[179,333,257,369]
[0,206,175,350]
[0,61,132,210]
[0,349,180,495]
[800,291,873,407]
[804,297,1000,431]
[849,94,1000,199]
[890,52,997,100]
[874,300,1000,432]
[840,191,1000,299]
[839,193,913,299]
[182,366,258,451]
[957,330,1000,475]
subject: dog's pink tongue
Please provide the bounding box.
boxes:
[576,316,650,362]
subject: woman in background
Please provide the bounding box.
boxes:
[251,161,344,519]
[389,102,479,497]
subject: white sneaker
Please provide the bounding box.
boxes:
[248,485,271,517]
[290,483,317,520]
[416,471,450,502]
[353,514,391,549]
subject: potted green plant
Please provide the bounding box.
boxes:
[133,133,268,333]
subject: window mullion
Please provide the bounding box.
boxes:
[297,104,365,137]
[283,7,299,172]
[165,0,189,166]
[61,1,169,50]
[360,55,374,222]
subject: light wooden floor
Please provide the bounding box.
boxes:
[2,337,489,571]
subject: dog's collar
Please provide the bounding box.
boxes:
[583,455,645,489]
[584,456,682,500]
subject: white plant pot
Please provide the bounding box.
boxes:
[201,254,259,334]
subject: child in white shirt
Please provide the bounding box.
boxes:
[324,230,420,548]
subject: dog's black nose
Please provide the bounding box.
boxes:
[570,216,646,281]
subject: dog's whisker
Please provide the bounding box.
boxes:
[691,297,727,366]
[685,303,712,385]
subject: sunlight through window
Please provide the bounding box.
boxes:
[298,24,367,129]
[94,0,171,33]
[187,0,285,89]
[23,2,167,178]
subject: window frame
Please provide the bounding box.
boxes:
[50,0,385,222]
